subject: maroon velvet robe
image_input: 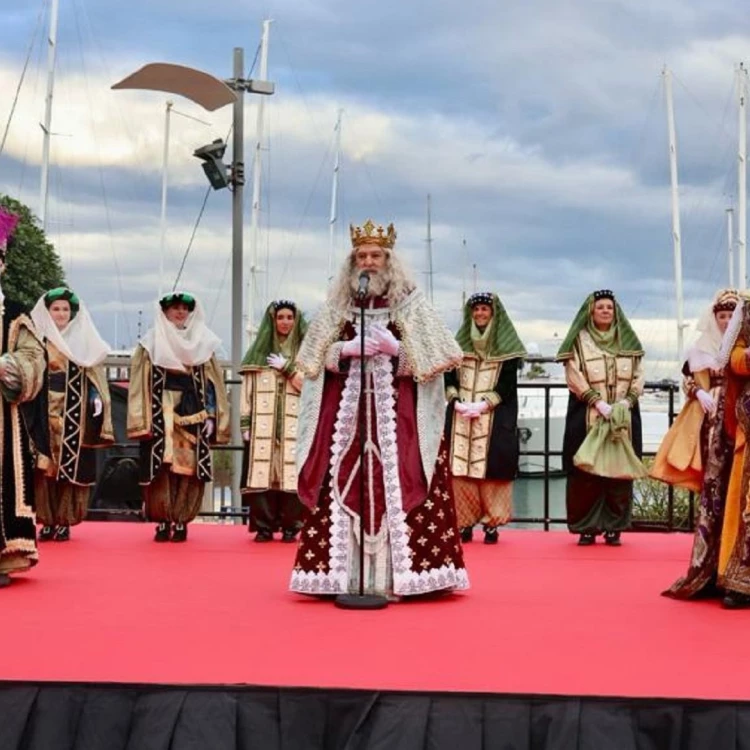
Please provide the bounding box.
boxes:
[290,306,469,597]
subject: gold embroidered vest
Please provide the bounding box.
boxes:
[450,355,502,479]
[577,330,638,427]
[246,369,300,492]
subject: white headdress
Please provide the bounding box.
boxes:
[140,292,221,371]
[31,289,110,368]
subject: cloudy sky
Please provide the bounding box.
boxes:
[0,0,748,376]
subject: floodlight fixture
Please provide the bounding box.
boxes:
[193,138,229,190]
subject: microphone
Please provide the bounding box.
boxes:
[356,271,370,299]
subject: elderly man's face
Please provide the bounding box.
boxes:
[354,243,386,273]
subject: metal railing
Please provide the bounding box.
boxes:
[92,360,690,532]
[511,380,688,532]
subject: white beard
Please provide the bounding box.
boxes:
[349,268,391,300]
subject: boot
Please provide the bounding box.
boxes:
[603,530,622,546]
[154,522,171,542]
[38,525,54,542]
[254,529,273,543]
[483,525,499,545]
[460,527,473,543]
[171,523,188,543]
[0,573,10,588]
[577,532,596,546]
[53,525,70,542]
[722,590,750,609]
[281,529,298,543]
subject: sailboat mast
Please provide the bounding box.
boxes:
[738,62,747,289]
[461,238,467,307]
[327,109,343,283]
[246,19,271,341]
[158,100,173,297]
[728,207,735,287]
[425,194,434,303]
[39,0,60,232]
[663,66,685,366]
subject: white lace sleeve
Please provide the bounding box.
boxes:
[325,342,346,373]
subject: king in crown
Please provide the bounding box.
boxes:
[289,216,469,602]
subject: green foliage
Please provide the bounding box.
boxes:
[212,446,234,473]
[633,458,694,529]
[0,195,66,310]
[525,362,548,379]
[210,448,234,492]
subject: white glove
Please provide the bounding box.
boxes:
[454,401,470,415]
[341,337,379,358]
[267,353,287,371]
[696,389,716,415]
[370,325,400,357]
[92,397,103,417]
[595,401,613,419]
[467,400,490,419]
[460,401,489,419]
[203,418,215,439]
[617,399,631,410]
[242,429,250,442]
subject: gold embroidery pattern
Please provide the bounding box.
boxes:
[57,359,84,484]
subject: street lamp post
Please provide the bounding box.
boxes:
[228,48,246,513]
[112,53,275,511]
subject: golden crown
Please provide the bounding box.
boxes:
[350,219,397,250]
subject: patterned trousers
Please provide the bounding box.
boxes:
[452,476,513,528]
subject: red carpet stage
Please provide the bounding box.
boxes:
[3,523,750,749]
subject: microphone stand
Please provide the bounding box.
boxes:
[335,287,389,610]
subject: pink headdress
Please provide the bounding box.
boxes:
[0,209,20,255]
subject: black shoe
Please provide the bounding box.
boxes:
[460,527,473,543]
[39,525,54,542]
[603,531,622,546]
[171,523,188,543]
[722,591,750,609]
[53,525,70,542]
[483,526,499,545]
[281,530,298,543]
[577,532,596,546]
[0,573,10,588]
[154,522,171,542]
[254,530,273,543]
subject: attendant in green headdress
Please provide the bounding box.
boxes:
[556,289,645,546]
[127,292,230,543]
[240,300,307,542]
[445,292,526,544]
[30,287,114,542]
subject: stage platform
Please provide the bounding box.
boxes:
[2,523,750,749]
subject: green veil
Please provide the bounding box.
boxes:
[241,301,308,368]
[455,292,526,362]
[556,292,644,361]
